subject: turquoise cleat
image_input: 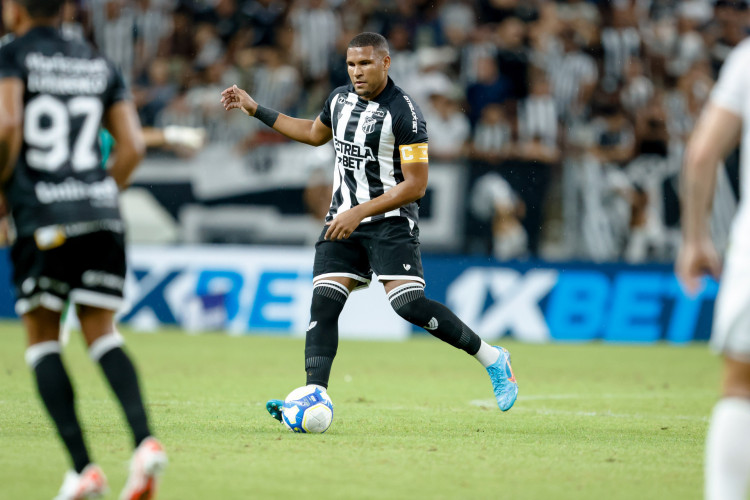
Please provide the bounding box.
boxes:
[266,399,284,422]
[486,346,518,411]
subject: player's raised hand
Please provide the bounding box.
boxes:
[676,238,721,296]
[220,85,258,116]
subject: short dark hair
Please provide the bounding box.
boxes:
[15,0,62,18]
[348,32,389,55]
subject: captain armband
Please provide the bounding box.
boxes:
[399,143,429,164]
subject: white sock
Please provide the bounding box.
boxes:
[705,397,750,500]
[307,384,327,393]
[473,341,500,368]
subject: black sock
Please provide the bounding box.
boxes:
[305,281,348,388]
[388,283,482,355]
[30,349,90,473]
[95,343,151,447]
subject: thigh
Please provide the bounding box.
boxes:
[312,227,372,290]
[11,236,69,315]
[10,231,126,316]
[66,231,127,311]
[367,218,425,286]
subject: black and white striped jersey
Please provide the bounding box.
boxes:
[319,77,429,228]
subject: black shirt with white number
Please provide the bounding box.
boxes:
[319,77,429,228]
[0,26,128,237]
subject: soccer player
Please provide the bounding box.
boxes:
[221,32,518,420]
[0,1,166,498]
[676,39,750,500]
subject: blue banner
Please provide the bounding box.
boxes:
[421,257,717,343]
[0,246,718,343]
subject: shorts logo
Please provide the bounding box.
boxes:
[403,264,411,271]
[307,321,318,332]
[424,317,439,330]
[361,115,377,134]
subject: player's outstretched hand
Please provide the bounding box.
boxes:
[220,85,257,116]
[676,238,721,296]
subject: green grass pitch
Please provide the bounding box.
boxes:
[0,321,718,499]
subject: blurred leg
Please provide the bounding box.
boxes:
[23,307,91,473]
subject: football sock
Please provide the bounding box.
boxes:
[26,341,91,474]
[473,341,501,367]
[90,332,152,447]
[388,283,481,355]
[305,280,349,388]
[705,397,750,500]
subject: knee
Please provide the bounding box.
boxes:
[388,283,431,324]
[310,280,349,321]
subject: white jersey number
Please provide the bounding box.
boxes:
[24,94,103,172]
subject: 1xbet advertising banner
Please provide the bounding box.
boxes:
[0,247,718,343]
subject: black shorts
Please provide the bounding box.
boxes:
[11,230,126,315]
[313,217,424,290]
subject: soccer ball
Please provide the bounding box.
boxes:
[281,385,334,434]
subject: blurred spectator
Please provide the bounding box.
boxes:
[289,0,341,82]
[134,58,178,127]
[620,59,654,115]
[90,0,136,84]
[471,172,527,260]
[251,46,303,116]
[422,85,471,162]
[133,0,172,77]
[495,17,530,100]
[517,72,557,149]
[588,101,635,166]
[466,54,510,126]
[439,0,477,47]
[547,27,597,121]
[470,103,513,163]
[242,0,287,47]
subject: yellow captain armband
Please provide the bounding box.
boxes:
[399,143,429,164]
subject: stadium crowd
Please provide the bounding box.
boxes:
[41,0,750,262]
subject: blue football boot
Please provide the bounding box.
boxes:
[266,399,284,422]
[486,346,518,411]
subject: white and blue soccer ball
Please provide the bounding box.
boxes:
[281,385,334,434]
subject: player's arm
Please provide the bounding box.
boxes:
[103,100,146,190]
[0,77,24,184]
[324,144,428,241]
[220,84,332,146]
[676,102,741,293]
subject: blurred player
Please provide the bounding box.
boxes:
[221,32,518,419]
[676,38,750,500]
[0,1,166,498]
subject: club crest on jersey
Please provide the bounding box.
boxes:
[361,115,377,134]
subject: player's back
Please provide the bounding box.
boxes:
[0,26,126,239]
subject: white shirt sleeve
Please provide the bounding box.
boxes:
[710,41,750,116]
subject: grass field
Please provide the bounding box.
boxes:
[0,321,720,500]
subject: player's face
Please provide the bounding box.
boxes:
[346,46,390,99]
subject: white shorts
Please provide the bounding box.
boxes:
[712,250,750,357]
